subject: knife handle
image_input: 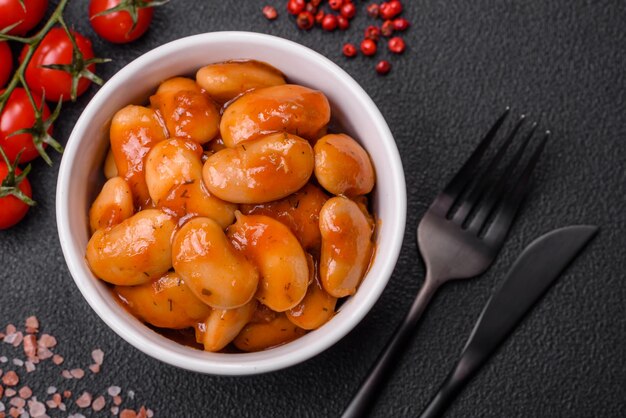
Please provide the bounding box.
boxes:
[418,350,485,418]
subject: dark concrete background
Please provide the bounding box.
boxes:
[1,0,625,417]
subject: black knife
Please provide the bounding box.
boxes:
[419,225,598,418]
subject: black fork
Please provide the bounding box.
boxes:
[341,109,550,418]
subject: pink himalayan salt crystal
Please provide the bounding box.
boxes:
[107,386,121,397]
[63,390,72,398]
[0,385,3,397]
[147,409,154,418]
[11,359,22,367]
[5,388,16,397]
[89,364,100,374]
[137,406,148,418]
[28,399,46,417]
[92,396,106,412]
[46,386,56,395]
[52,354,64,365]
[91,349,104,365]
[113,395,122,406]
[3,333,17,345]
[23,335,37,359]
[37,334,56,348]
[17,387,31,399]
[45,400,56,409]
[61,370,72,379]
[2,371,18,386]
[120,409,137,418]
[8,398,24,408]
[24,361,36,373]
[75,392,92,408]
[70,368,85,379]
[0,356,7,363]
[5,324,16,335]
[52,393,61,405]
[9,406,21,417]
[59,402,66,411]
[24,317,39,334]
[36,347,53,360]
[111,406,119,415]
[11,332,23,347]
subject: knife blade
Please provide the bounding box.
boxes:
[419,225,598,418]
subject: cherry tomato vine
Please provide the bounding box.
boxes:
[0,0,110,166]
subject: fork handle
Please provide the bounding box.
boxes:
[341,279,439,418]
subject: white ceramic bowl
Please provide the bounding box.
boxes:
[56,32,406,375]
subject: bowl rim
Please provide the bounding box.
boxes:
[56,31,406,375]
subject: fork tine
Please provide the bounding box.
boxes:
[483,131,550,247]
[465,122,538,234]
[451,115,526,224]
[430,107,510,215]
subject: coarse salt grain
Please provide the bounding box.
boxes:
[92,396,106,412]
[17,387,31,399]
[46,387,56,395]
[5,388,16,397]
[70,368,85,379]
[2,371,19,386]
[27,399,46,417]
[51,355,63,365]
[11,333,23,347]
[137,406,148,418]
[127,390,135,400]
[75,392,92,408]
[68,414,86,418]
[3,334,17,345]
[0,386,3,397]
[24,317,39,333]
[119,409,137,418]
[63,390,71,398]
[91,349,104,365]
[58,402,66,411]
[61,370,72,379]
[24,361,35,373]
[12,359,23,367]
[8,398,24,408]
[111,406,119,415]
[51,394,61,405]
[9,406,20,417]
[22,335,37,359]
[88,364,100,374]
[36,347,53,360]
[0,401,4,412]
[37,335,56,348]
[0,356,8,363]
[6,325,16,335]
[108,386,121,397]
[45,400,56,409]
[113,395,122,406]
[146,409,154,418]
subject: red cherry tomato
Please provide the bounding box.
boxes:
[0,41,12,88]
[21,27,96,102]
[89,0,154,44]
[0,88,51,164]
[0,161,33,229]
[0,0,48,36]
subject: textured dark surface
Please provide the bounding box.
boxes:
[1,1,625,417]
